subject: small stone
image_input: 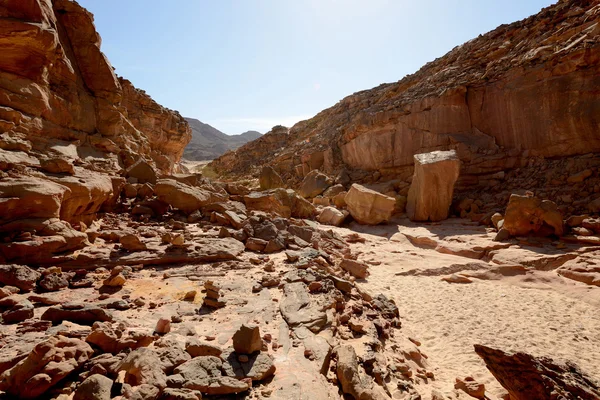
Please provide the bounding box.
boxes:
[155,317,171,334]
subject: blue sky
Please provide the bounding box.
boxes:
[78,0,555,134]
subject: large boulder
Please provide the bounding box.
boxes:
[125,159,157,184]
[0,178,69,224]
[0,335,94,399]
[244,189,316,219]
[298,170,333,198]
[317,207,347,227]
[116,348,167,389]
[344,184,395,225]
[406,150,460,222]
[475,345,600,400]
[259,166,284,190]
[502,194,564,237]
[0,264,40,292]
[73,374,114,400]
[41,304,113,325]
[155,179,227,214]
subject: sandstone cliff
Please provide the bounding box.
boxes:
[210,0,600,189]
[0,0,191,174]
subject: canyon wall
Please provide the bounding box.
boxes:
[210,0,600,189]
[0,0,190,174]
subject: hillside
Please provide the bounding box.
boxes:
[184,118,262,160]
[210,0,600,190]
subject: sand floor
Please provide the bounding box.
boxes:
[335,218,600,398]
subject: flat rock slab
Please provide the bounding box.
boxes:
[58,237,244,270]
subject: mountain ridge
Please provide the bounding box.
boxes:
[184,117,262,160]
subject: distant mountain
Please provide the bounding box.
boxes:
[183,118,262,160]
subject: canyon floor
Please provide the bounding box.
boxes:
[335,218,600,398]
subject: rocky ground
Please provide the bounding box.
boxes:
[1,157,600,399]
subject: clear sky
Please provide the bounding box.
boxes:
[78,0,555,135]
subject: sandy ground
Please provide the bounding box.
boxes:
[333,217,600,399]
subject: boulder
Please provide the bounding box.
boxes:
[2,299,34,324]
[317,207,347,227]
[259,166,284,190]
[503,194,564,237]
[40,158,75,175]
[475,344,600,400]
[0,178,68,224]
[74,374,114,400]
[186,339,223,358]
[0,264,40,292]
[120,234,147,252]
[298,170,333,198]
[244,189,316,219]
[406,150,460,222]
[339,259,369,279]
[116,348,167,389]
[0,335,94,399]
[232,324,262,354]
[344,184,395,225]
[41,304,113,325]
[86,322,155,354]
[125,159,157,185]
[335,345,386,400]
[155,179,226,214]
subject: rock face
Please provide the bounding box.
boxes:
[209,0,600,196]
[0,0,190,174]
[475,344,600,400]
[407,150,460,222]
[345,184,395,225]
[503,194,564,237]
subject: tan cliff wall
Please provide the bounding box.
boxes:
[210,0,600,189]
[0,0,191,174]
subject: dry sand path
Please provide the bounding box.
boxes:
[332,218,600,398]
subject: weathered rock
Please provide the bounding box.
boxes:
[116,348,167,389]
[503,194,564,237]
[259,166,284,190]
[161,388,203,400]
[120,234,147,252]
[0,179,68,224]
[0,335,94,399]
[39,272,69,292]
[344,184,395,225]
[186,339,223,358]
[475,344,600,400]
[317,206,347,227]
[41,304,113,325]
[454,377,486,399]
[298,170,333,198]
[74,374,114,400]
[232,324,262,354]
[0,264,40,292]
[336,345,387,400]
[244,188,316,219]
[155,179,226,214]
[407,150,460,222]
[125,159,157,185]
[86,322,155,354]
[155,317,171,334]
[340,259,369,279]
[2,299,34,324]
[280,282,327,333]
[41,158,75,175]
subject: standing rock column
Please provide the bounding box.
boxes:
[407,150,460,222]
